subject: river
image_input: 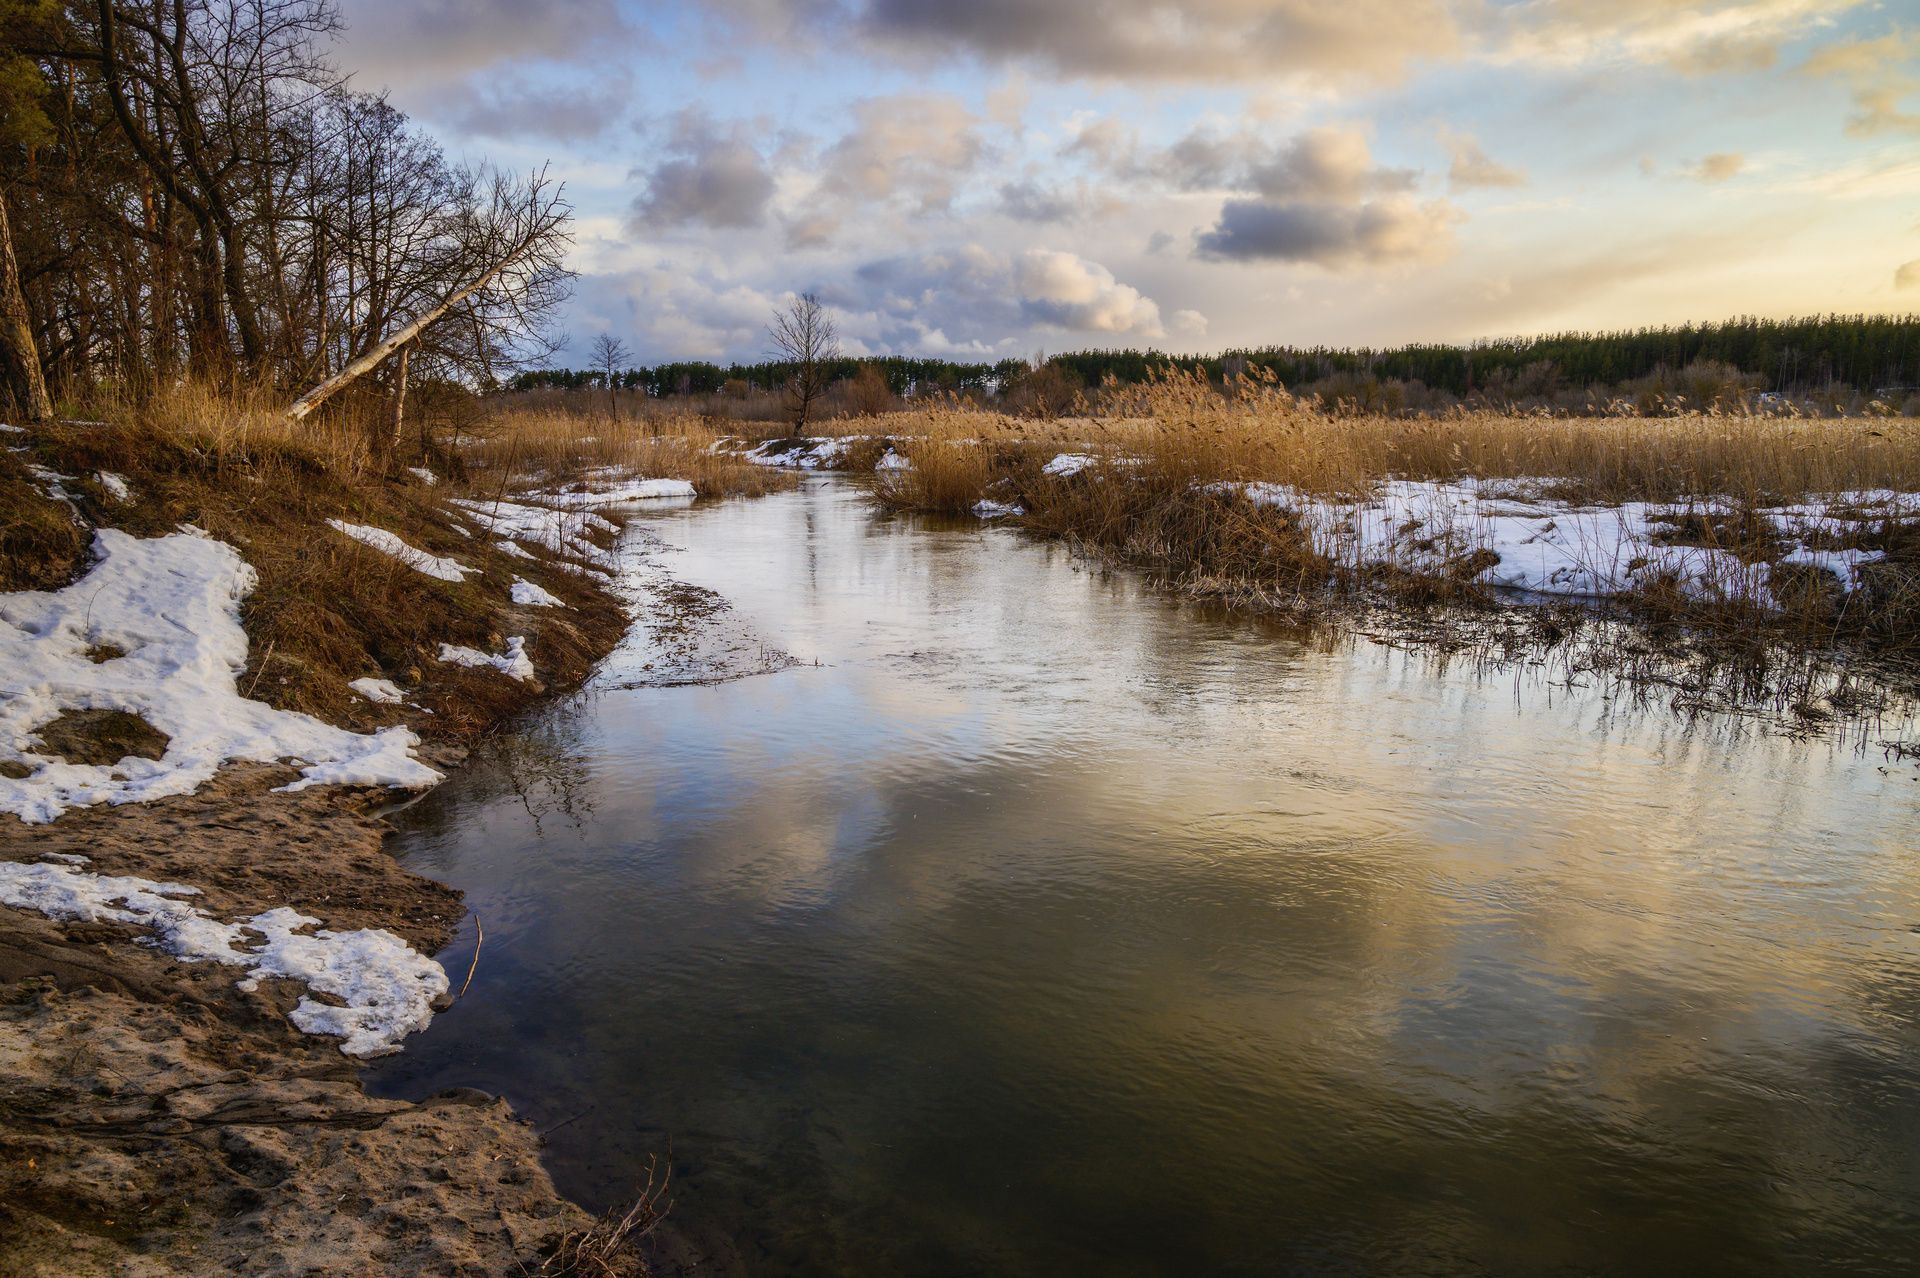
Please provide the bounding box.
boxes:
[369,475,1920,1276]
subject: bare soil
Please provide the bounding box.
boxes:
[0,765,613,1277]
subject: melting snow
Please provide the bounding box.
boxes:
[453,499,619,576]
[974,499,1025,519]
[438,636,535,682]
[1217,478,1914,605]
[530,477,696,506]
[1,530,441,823]
[1042,453,1100,477]
[349,677,408,705]
[0,856,446,1056]
[510,579,566,608]
[325,520,474,582]
[97,471,132,503]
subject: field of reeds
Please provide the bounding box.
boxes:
[762,370,1920,718]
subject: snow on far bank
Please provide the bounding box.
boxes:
[1042,453,1100,478]
[974,499,1024,519]
[1216,477,1915,606]
[325,520,473,582]
[452,499,619,576]
[349,677,408,705]
[721,435,869,470]
[0,856,446,1056]
[1,530,441,823]
[530,477,696,506]
[510,579,566,608]
[438,636,535,682]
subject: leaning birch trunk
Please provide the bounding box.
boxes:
[286,238,536,423]
[0,191,52,422]
[377,342,411,470]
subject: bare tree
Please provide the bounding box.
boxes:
[590,332,630,419]
[768,292,839,436]
[286,165,572,423]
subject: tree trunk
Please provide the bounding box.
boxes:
[286,234,541,422]
[384,342,410,468]
[0,191,53,422]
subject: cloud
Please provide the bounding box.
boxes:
[427,72,633,142]
[819,94,985,213]
[1443,132,1527,190]
[1801,32,1920,137]
[1014,249,1166,336]
[849,245,1178,347]
[1183,125,1459,269]
[631,113,776,231]
[846,0,1461,84]
[1492,0,1868,74]
[998,180,1078,223]
[1897,260,1920,291]
[336,0,627,88]
[1195,195,1459,267]
[1686,152,1747,182]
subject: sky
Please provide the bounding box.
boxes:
[327,0,1920,366]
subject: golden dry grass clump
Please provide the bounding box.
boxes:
[861,370,1920,671]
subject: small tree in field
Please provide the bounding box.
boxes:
[769,292,840,435]
[590,333,632,419]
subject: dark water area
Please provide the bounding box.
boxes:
[369,476,1920,1276]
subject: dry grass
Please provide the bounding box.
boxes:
[463,408,796,499]
[1,383,742,740]
[862,371,1920,697]
[524,1158,669,1278]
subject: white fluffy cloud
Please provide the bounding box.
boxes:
[1014,250,1166,336]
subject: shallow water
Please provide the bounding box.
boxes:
[370,476,1920,1276]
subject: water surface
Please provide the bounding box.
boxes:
[371,476,1920,1276]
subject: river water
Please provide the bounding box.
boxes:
[369,476,1920,1276]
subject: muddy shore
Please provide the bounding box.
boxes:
[0,755,616,1276]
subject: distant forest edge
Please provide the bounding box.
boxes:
[511,314,1920,401]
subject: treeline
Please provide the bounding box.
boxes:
[0,0,571,432]
[514,314,1920,403]
[511,355,1006,398]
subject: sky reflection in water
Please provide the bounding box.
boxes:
[370,477,1920,1277]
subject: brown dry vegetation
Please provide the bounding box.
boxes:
[4,386,778,743]
[857,371,1920,712]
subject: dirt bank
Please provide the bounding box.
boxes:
[0,760,629,1276]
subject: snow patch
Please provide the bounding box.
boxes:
[325,521,473,582]
[0,856,447,1056]
[405,467,439,486]
[973,499,1025,519]
[510,579,566,608]
[1216,478,1916,606]
[1042,453,1099,477]
[349,677,408,705]
[0,530,441,823]
[97,471,132,503]
[529,477,696,506]
[438,636,535,682]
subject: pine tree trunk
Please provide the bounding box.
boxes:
[0,191,52,422]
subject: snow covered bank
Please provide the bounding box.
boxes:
[530,476,696,506]
[326,520,474,582]
[0,855,446,1056]
[451,499,620,576]
[720,435,871,470]
[1215,478,1915,606]
[1,529,441,823]
[439,636,535,682]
